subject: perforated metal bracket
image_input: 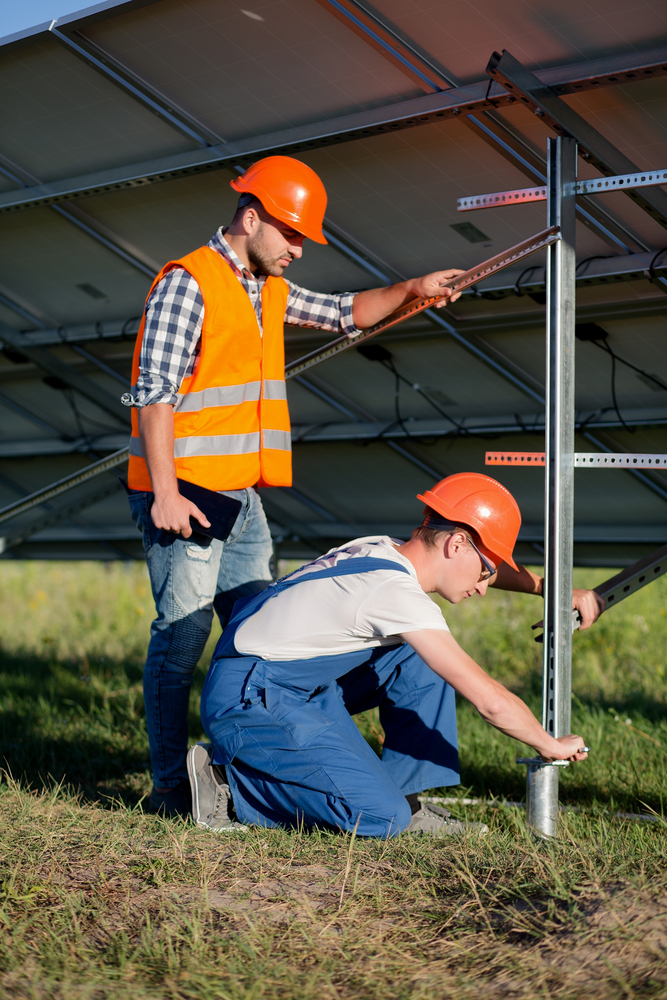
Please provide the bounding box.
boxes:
[532,541,667,641]
[485,451,667,467]
[458,169,667,211]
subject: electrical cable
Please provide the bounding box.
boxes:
[643,245,667,282]
[121,316,141,337]
[356,345,468,436]
[577,314,667,432]
[376,355,413,439]
[63,387,94,445]
[575,254,614,274]
[388,358,469,436]
[513,264,544,297]
[584,333,667,428]
[603,341,634,433]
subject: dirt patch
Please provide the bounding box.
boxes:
[172,863,341,924]
[452,885,667,997]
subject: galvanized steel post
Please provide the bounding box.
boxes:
[527,136,577,838]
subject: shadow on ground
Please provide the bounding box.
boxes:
[0,649,207,808]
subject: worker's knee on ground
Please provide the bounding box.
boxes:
[342,790,412,838]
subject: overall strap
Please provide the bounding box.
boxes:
[275,556,411,593]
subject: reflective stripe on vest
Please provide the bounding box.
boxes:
[129,434,263,458]
[174,382,261,413]
[262,429,291,451]
[127,246,292,491]
[263,380,287,401]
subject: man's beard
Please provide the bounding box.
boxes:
[247,224,293,277]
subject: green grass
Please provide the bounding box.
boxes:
[0,561,666,998]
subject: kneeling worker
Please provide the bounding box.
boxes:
[188,473,595,836]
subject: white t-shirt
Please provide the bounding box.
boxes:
[234,536,449,661]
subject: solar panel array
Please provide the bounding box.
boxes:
[1,0,667,566]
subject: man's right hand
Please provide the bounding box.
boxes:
[151,491,210,538]
[539,734,589,763]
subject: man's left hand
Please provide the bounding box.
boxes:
[573,589,605,630]
[411,269,466,305]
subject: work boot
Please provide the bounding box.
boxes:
[187,743,248,832]
[406,802,488,836]
[148,779,192,819]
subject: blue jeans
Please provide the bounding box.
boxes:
[128,487,273,788]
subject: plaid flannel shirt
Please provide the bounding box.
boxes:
[131,228,359,406]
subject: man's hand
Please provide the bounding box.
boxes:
[539,734,589,763]
[151,491,210,538]
[410,268,466,306]
[352,269,465,329]
[138,403,210,538]
[573,589,605,630]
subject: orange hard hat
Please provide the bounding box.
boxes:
[417,472,521,571]
[230,156,328,245]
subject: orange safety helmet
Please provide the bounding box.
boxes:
[230,156,328,245]
[417,472,521,571]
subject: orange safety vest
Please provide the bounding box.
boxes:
[127,246,292,491]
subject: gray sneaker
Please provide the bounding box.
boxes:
[187,743,248,832]
[406,803,489,837]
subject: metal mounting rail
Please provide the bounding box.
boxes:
[458,169,667,211]
[0,447,129,526]
[285,226,560,379]
[532,541,667,641]
[486,451,667,467]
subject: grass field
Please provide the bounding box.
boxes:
[0,560,665,998]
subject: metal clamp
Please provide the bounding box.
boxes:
[516,757,570,767]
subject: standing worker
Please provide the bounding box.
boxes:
[189,473,600,837]
[123,155,470,817]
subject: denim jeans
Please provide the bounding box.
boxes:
[128,487,273,788]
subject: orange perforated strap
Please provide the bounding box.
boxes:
[485,451,545,465]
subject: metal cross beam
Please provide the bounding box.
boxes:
[4,49,667,215]
[0,325,131,426]
[0,152,159,279]
[312,0,449,93]
[319,1,651,256]
[487,50,667,231]
[321,221,547,403]
[0,479,123,555]
[0,448,130,526]
[12,245,667,349]
[49,25,220,147]
[461,113,644,253]
[285,226,560,379]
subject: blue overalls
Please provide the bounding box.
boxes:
[200,556,459,837]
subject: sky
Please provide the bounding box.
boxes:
[0,0,109,37]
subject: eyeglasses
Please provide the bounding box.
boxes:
[465,535,497,582]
